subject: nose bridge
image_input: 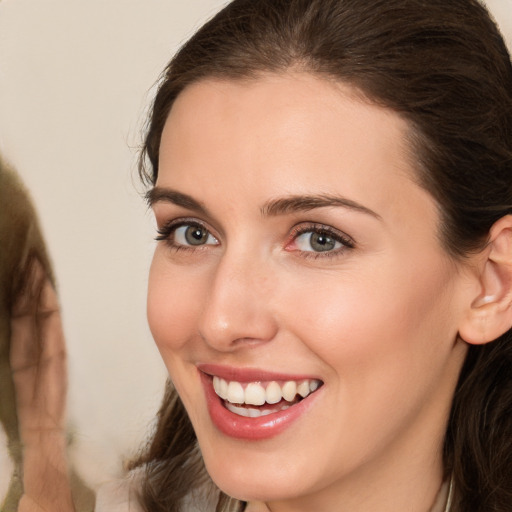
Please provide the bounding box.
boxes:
[198,244,277,350]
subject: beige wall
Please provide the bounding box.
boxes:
[0,0,511,490]
[0,0,229,488]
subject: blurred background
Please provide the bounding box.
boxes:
[0,0,511,493]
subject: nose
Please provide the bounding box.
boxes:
[198,249,278,351]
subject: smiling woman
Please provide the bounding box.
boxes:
[121,1,512,511]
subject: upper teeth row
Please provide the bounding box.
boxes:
[212,376,321,405]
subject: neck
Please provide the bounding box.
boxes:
[247,475,451,512]
[257,456,444,512]
[247,400,450,512]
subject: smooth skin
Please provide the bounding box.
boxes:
[147,73,512,512]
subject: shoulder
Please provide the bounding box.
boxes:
[95,469,221,512]
[95,472,145,512]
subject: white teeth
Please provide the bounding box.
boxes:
[248,407,262,418]
[245,382,266,406]
[225,402,292,418]
[281,381,297,402]
[212,376,322,406]
[265,381,282,404]
[227,381,245,404]
[213,376,227,399]
[297,380,310,398]
[219,378,228,399]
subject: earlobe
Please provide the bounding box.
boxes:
[458,215,512,345]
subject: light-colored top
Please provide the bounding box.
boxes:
[95,471,218,512]
[95,474,144,512]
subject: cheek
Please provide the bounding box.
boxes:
[147,253,208,414]
[147,251,203,355]
[278,256,461,468]
[283,254,459,384]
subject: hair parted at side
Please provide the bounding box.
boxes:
[134,1,512,511]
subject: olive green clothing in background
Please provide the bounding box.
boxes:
[0,158,95,511]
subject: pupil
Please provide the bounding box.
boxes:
[185,226,208,245]
[311,232,335,252]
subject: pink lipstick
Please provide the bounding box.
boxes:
[198,365,323,440]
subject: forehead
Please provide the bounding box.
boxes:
[164,73,410,156]
[158,72,428,222]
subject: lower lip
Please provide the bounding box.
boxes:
[200,372,321,440]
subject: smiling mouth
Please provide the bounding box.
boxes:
[212,376,323,418]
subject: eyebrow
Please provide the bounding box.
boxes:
[261,194,382,219]
[146,187,208,215]
[147,187,381,220]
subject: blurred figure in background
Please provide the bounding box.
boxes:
[0,157,94,511]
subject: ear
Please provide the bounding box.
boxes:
[458,215,512,345]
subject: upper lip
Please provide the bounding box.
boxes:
[197,363,323,383]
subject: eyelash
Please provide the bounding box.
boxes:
[155,219,355,258]
[287,223,355,259]
[155,218,216,253]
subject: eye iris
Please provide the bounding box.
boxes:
[185,226,208,245]
[310,232,336,252]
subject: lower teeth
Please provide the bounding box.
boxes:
[225,401,292,418]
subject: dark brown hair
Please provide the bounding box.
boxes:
[133,1,512,510]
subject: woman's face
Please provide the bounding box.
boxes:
[148,74,471,508]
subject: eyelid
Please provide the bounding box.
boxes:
[155,217,354,258]
[286,222,355,255]
[155,217,219,245]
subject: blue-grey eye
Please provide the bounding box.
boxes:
[174,225,218,246]
[295,231,342,252]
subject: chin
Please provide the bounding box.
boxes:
[199,438,316,503]
[207,469,297,503]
